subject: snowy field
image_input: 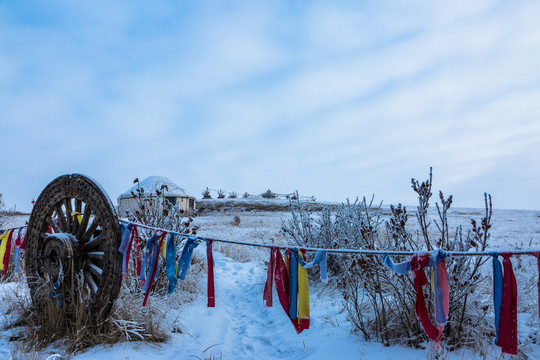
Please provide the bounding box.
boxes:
[1,206,539,359]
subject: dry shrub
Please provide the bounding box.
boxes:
[4,273,173,357]
[230,215,241,226]
[282,169,495,353]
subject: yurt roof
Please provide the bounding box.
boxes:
[119,176,192,199]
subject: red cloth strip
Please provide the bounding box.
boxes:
[496,253,518,356]
[534,252,540,320]
[411,253,443,346]
[263,247,276,307]
[207,239,215,307]
[123,225,136,276]
[142,232,167,307]
[15,229,26,250]
[132,225,142,279]
[274,248,290,315]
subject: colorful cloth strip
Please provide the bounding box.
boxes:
[142,231,167,306]
[165,233,177,294]
[496,253,518,356]
[206,239,215,307]
[264,247,311,334]
[533,252,540,321]
[119,223,133,276]
[491,253,503,344]
[177,237,200,280]
[383,251,449,349]
[0,229,13,275]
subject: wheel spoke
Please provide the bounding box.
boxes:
[85,261,103,279]
[46,217,61,233]
[76,204,92,240]
[84,271,99,293]
[64,198,73,233]
[81,218,100,244]
[54,204,68,232]
[80,235,103,251]
[86,251,104,260]
[72,199,82,235]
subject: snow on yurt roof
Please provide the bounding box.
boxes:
[119,176,192,199]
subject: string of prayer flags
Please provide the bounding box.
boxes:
[383,251,449,350]
[206,239,215,307]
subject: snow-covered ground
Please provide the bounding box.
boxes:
[1,207,539,359]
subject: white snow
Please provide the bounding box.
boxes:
[1,207,539,359]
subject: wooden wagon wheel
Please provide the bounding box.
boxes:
[26,174,122,322]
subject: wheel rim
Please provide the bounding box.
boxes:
[26,174,122,322]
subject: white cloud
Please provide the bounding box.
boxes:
[1,0,539,211]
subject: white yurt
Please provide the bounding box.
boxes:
[117,176,196,216]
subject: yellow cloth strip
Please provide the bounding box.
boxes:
[297,250,310,320]
[72,212,82,225]
[284,253,290,274]
[162,241,167,258]
[0,230,10,271]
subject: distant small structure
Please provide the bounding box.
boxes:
[118,176,196,216]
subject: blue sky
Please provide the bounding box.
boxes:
[1,0,539,212]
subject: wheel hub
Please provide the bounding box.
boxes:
[42,233,79,278]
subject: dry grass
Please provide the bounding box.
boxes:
[3,271,193,358]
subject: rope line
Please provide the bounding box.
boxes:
[0,225,28,232]
[118,219,540,257]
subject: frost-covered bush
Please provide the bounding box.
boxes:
[282,169,494,351]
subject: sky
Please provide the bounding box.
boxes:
[0,0,539,212]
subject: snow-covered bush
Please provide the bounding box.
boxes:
[282,169,494,351]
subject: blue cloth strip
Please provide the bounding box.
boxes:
[142,233,163,293]
[119,223,133,275]
[491,252,503,343]
[13,247,21,273]
[297,249,328,282]
[289,248,299,320]
[177,237,200,280]
[140,234,157,284]
[383,254,412,275]
[165,233,177,294]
